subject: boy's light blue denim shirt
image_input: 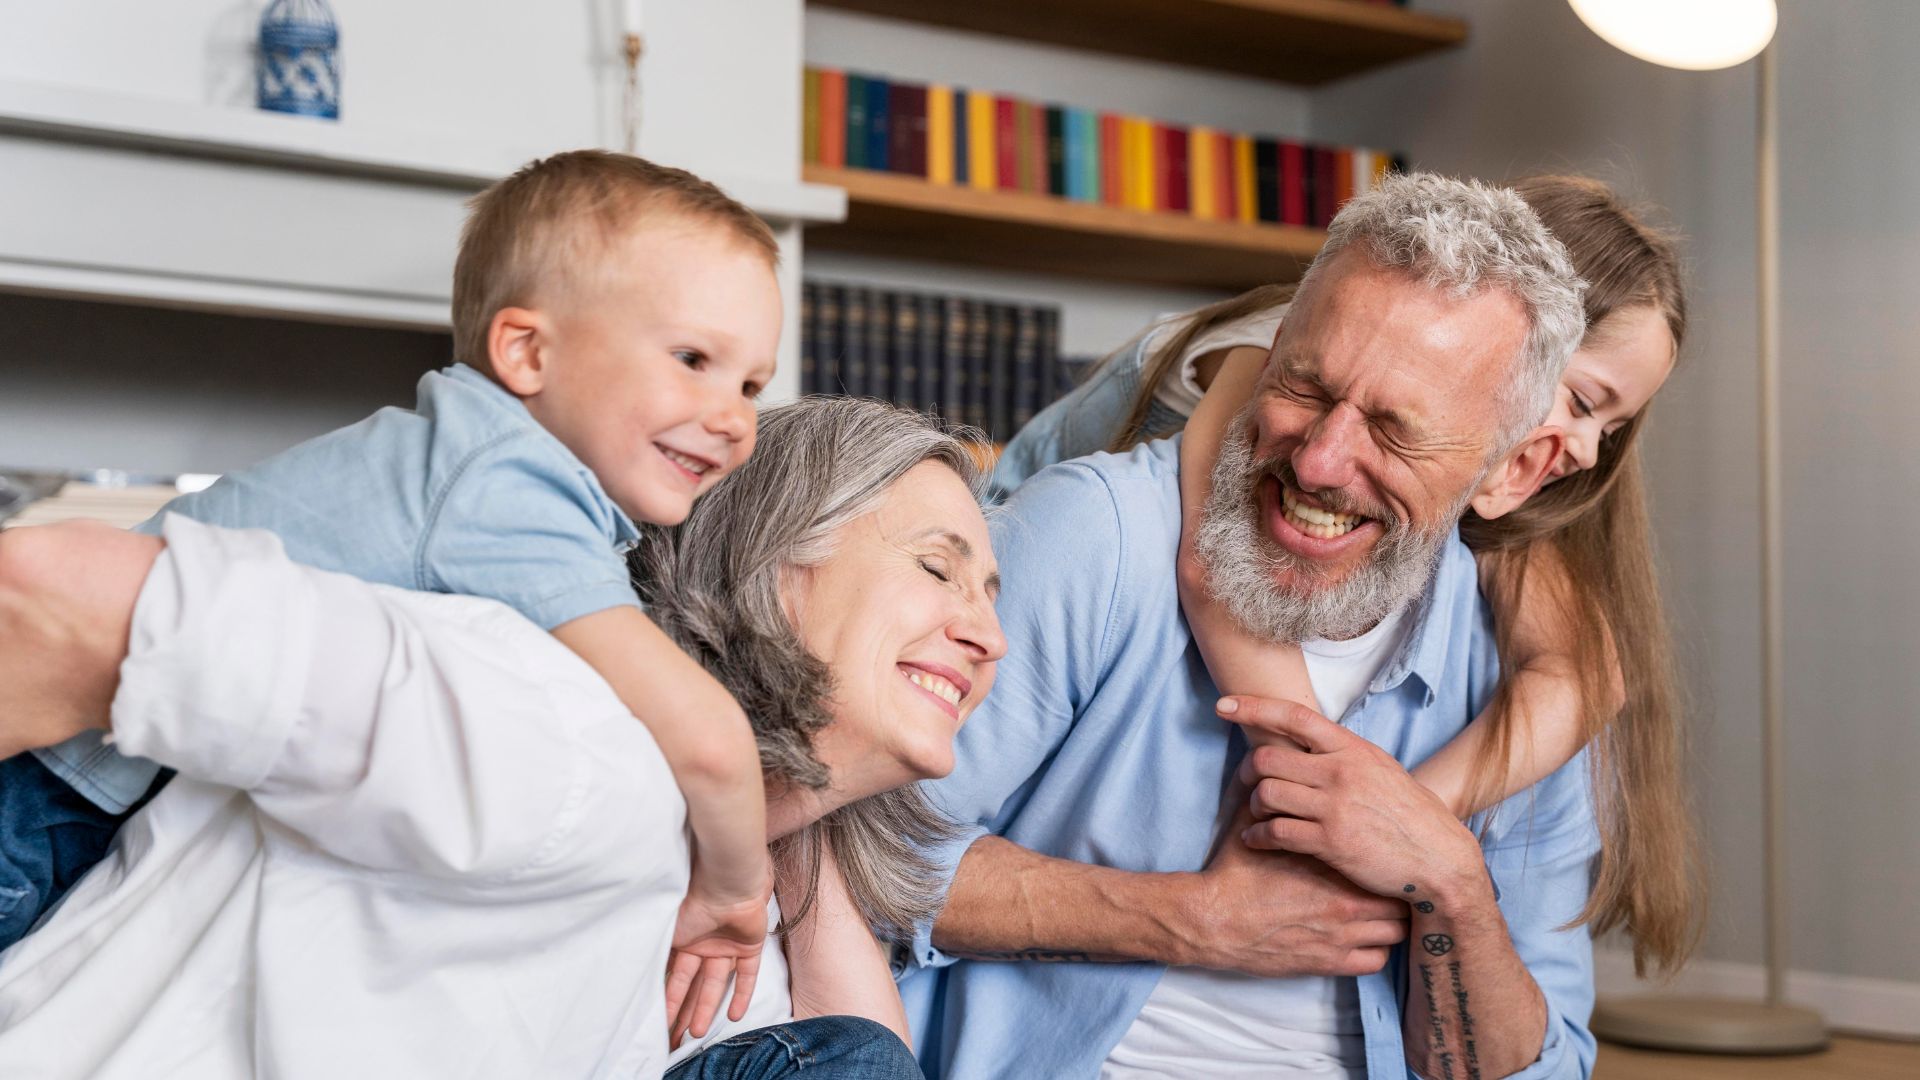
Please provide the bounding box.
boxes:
[900,438,1602,1080]
[35,363,641,813]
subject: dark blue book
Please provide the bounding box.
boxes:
[840,286,870,396]
[1036,306,1061,410]
[800,281,818,395]
[985,303,1014,441]
[892,291,920,406]
[1012,305,1042,432]
[866,77,892,172]
[916,294,943,414]
[940,295,968,425]
[867,288,894,399]
[963,298,990,435]
[817,284,845,395]
[845,74,869,170]
[953,89,970,186]
[1045,106,1067,197]
[1255,137,1281,223]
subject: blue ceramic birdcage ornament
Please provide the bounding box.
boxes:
[256,0,340,119]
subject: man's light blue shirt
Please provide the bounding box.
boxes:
[35,363,641,813]
[900,438,1601,1080]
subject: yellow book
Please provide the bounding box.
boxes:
[1191,126,1217,220]
[967,92,996,190]
[1373,149,1392,189]
[1130,118,1157,211]
[1233,135,1257,223]
[927,85,955,185]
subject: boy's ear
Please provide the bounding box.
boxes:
[487,307,548,397]
[1471,425,1564,521]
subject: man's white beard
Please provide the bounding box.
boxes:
[1190,406,1463,644]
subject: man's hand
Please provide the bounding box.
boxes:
[1182,801,1409,978]
[0,522,160,760]
[1223,695,1484,900]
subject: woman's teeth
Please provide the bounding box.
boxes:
[1281,485,1364,540]
[904,668,963,706]
[661,447,711,476]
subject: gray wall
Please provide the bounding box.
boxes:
[1314,0,1919,987]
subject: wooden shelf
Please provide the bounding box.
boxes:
[809,0,1467,85]
[803,165,1324,292]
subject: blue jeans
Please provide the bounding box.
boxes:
[0,754,160,953]
[667,1017,923,1080]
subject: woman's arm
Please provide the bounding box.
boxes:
[1411,548,1623,818]
[1176,345,1322,731]
[781,844,912,1046]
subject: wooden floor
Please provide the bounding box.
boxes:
[1596,1035,1920,1079]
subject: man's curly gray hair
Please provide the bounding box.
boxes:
[1299,171,1588,451]
[630,396,987,942]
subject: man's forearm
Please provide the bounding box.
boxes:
[1401,868,1547,1080]
[931,836,1200,965]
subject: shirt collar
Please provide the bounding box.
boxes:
[1368,527,1474,707]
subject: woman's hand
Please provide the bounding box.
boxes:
[0,522,160,760]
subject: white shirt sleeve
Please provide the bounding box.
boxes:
[110,514,682,893]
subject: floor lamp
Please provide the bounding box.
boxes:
[1568,0,1827,1055]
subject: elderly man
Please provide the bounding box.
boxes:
[898,173,1597,1080]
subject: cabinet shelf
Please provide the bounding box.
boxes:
[803,165,1323,292]
[809,0,1467,85]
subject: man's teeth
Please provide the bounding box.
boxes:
[662,448,711,476]
[904,669,963,706]
[1281,485,1364,540]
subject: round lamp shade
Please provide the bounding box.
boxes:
[1568,0,1777,70]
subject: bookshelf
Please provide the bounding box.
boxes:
[808,0,1468,85]
[804,164,1324,291]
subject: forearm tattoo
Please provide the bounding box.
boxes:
[1418,952,1483,1080]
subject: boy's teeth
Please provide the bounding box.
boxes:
[1281,485,1363,539]
[905,669,962,706]
[662,448,710,475]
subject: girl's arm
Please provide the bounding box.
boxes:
[1411,547,1624,818]
[781,843,913,1046]
[1177,345,1321,737]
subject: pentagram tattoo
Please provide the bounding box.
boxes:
[1415,900,1436,913]
[1422,933,1455,956]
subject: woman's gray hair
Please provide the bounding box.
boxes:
[630,395,988,942]
[1298,171,1588,452]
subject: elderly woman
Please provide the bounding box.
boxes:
[0,398,1003,1080]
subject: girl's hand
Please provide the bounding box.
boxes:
[664,862,773,1046]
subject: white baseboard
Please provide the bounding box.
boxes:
[1594,947,1920,1039]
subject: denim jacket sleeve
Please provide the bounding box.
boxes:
[990,340,1149,500]
[906,460,1128,970]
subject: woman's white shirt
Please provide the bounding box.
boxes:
[0,516,693,1079]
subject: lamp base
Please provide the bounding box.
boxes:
[1592,994,1829,1054]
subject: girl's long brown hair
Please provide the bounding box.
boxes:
[1105,175,1703,977]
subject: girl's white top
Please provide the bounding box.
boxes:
[0,515,695,1079]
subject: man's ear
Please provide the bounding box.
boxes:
[1471,425,1564,521]
[487,307,549,397]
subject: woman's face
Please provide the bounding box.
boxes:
[1541,304,1677,484]
[787,461,1007,802]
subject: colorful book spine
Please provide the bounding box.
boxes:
[994,97,1019,191]
[1045,106,1067,197]
[819,69,846,168]
[1313,144,1338,228]
[1254,137,1280,223]
[1190,126,1216,220]
[1215,131,1235,224]
[1026,101,1049,193]
[927,85,954,185]
[1300,145,1319,229]
[1100,113,1123,207]
[888,82,914,175]
[1165,125,1190,214]
[966,91,995,190]
[1233,135,1257,223]
[844,73,868,170]
[866,77,891,172]
[803,68,821,165]
[1281,141,1306,226]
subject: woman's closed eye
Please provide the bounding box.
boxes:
[1570,389,1595,419]
[918,559,951,584]
[673,348,707,369]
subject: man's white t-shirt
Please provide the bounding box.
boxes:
[1101,603,1413,1078]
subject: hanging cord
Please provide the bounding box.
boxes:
[622,32,644,154]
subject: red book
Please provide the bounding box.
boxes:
[1333,147,1354,211]
[1027,101,1049,193]
[995,97,1019,190]
[1314,145,1338,228]
[1215,131,1235,223]
[1280,141,1307,226]
[1165,126,1190,213]
[1100,113,1123,206]
[905,84,930,176]
[819,70,847,168]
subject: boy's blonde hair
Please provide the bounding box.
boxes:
[452,150,781,368]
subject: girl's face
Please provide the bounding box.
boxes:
[1540,304,1677,484]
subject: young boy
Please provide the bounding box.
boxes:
[6,151,784,995]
